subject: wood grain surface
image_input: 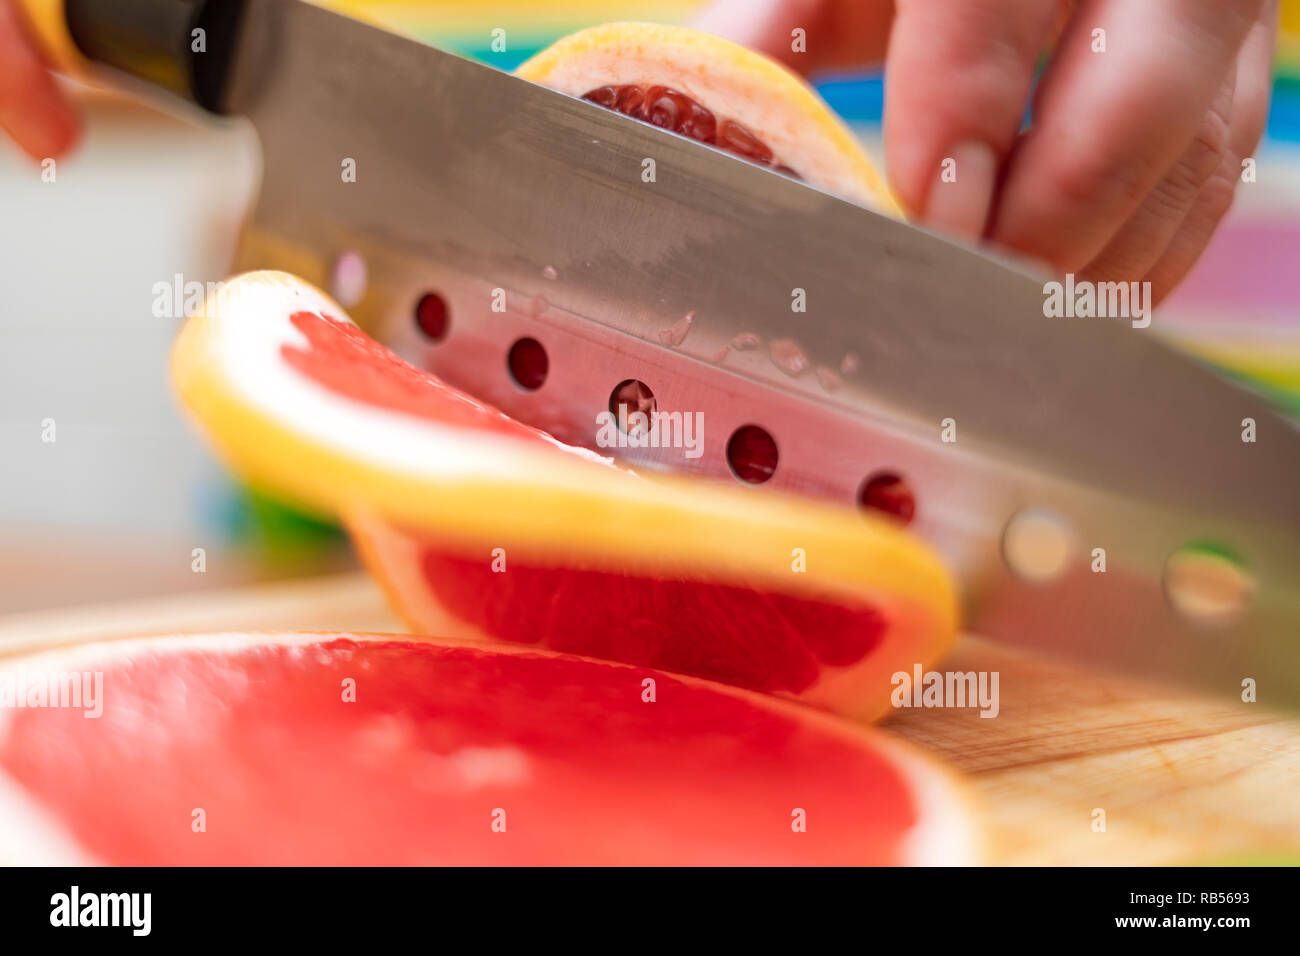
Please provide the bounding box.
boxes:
[2,571,1296,866]
[882,637,1300,865]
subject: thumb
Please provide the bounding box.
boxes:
[692,0,893,73]
[0,0,81,161]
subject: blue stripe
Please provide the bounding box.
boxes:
[453,43,1300,143]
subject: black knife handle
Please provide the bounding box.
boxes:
[64,0,248,112]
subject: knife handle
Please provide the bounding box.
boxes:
[16,0,247,113]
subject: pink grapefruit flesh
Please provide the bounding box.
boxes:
[581,84,798,176]
[414,546,887,694]
[0,633,974,865]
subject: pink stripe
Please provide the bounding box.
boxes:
[1166,219,1300,312]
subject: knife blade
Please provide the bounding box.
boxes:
[35,0,1300,706]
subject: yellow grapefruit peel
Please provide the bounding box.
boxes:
[517,22,901,214]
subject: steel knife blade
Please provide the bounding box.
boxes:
[51,0,1300,706]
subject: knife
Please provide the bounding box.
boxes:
[20,0,1300,707]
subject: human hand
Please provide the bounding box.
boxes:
[0,0,80,161]
[696,0,1278,301]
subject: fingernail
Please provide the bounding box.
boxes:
[925,141,997,240]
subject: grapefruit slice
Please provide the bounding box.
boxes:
[172,272,957,722]
[516,22,901,213]
[0,632,976,865]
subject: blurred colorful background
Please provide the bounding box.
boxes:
[2,0,1299,614]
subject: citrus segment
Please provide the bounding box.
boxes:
[173,272,956,721]
[0,633,975,865]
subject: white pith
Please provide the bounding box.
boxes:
[887,737,982,866]
[0,770,101,866]
[204,273,614,485]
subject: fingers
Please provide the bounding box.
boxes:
[698,0,1267,305]
[882,0,1062,237]
[988,0,1264,271]
[1080,69,1236,284]
[1143,0,1277,300]
[692,0,894,73]
[0,0,80,161]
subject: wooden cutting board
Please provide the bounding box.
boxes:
[2,571,1296,866]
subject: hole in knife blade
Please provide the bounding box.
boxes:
[857,472,916,525]
[330,252,368,308]
[609,380,657,438]
[1002,509,1074,584]
[415,292,450,342]
[1163,542,1255,628]
[507,337,549,391]
[726,425,778,485]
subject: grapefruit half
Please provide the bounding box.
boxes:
[0,632,975,865]
[516,22,901,213]
[171,272,958,722]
